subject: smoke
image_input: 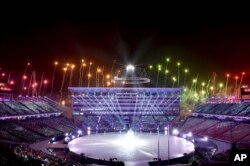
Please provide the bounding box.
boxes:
[132,34,154,64]
[112,29,156,66]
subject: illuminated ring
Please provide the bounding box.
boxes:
[112,77,150,84]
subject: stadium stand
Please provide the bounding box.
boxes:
[0,97,77,143]
[193,102,250,116]
[180,102,250,145]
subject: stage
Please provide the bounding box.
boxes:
[68,132,195,166]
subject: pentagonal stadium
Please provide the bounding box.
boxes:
[0,66,250,165]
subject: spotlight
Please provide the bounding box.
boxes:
[87,130,91,135]
[172,129,179,135]
[78,130,82,134]
[187,132,192,137]
[126,64,135,71]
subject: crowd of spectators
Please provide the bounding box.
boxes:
[0,116,77,143]
[0,97,60,117]
[0,144,84,166]
[210,150,230,161]
[73,115,174,132]
[4,97,250,165]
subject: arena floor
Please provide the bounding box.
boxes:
[68,132,195,166]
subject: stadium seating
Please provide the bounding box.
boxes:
[237,105,250,116]
[223,103,250,115]
[0,97,79,143]
[179,117,206,132]
[20,120,61,137]
[4,101,34,115]
[214,123,250,142]
[187,119,220,134]
[0,116,77,143]
[0,102,17,116]
[207,103,233,114]
[194,102,250,116]
[238,134,250,145]
[72,114,174,132]
[180,102,250,144]
[0,97,61,118]
[38,117,75,133]
[0,129,21,142]
[0,122,44,142]
[195,103,217,113]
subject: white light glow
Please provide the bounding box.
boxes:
[187,132,192,137]
[113,129,146,150]
[164,131,168,135]
[68,132,195,165]
[172,129,179,135]
[87,130,91,135]
[78,130,82,134]
[64,137,70,142]
[126,64,135,71]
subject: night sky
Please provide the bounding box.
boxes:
[1,7,250,84]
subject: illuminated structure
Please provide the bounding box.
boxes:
[69,87,181,116]
[0,83,13,101]
[69,65,181,130]
[241,85,250,102]
[113,64,150,86]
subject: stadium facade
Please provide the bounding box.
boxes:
[69,87,181,115]
[69,87,181,130]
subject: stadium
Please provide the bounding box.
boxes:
[0,61,250,166]
[2,10,250,166]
